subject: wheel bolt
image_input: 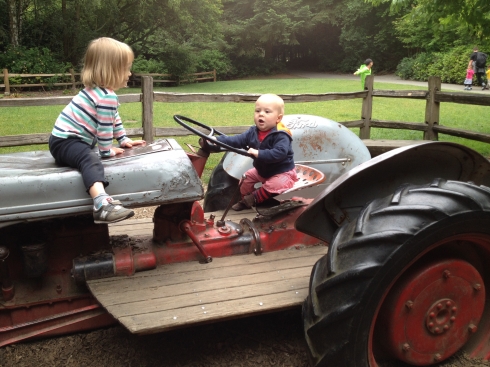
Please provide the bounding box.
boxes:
[446,301,452,307]
[452,306,457,312]
[450,316,456,322]
[474,283,482,291]
[434,353,442,361]
[405,300,414,310]
[443,270,451,278]
[469,324,478,333]
[428,322,434,328]
[435,327,440,333]
[437,303,443,309]
[402,343,410,352]
[443,325,449,331]
[429,312,435,318]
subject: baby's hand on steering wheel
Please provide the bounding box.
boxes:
[247,148,259,158]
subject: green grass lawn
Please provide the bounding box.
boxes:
[1,77,489,182]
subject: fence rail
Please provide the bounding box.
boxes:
[1,75,489,155]
[1,69,216,95]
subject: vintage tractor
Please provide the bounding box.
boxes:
[1,114,490,367]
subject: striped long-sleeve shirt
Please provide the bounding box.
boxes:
[51,87,130,157]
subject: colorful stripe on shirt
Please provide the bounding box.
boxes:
[51,87,129,156]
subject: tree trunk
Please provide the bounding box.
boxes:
[8,0,22,47]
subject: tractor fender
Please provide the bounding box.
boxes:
[295,141,490,243]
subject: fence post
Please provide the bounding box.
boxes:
[359,75,373,139]
[3,69,10,96]
[141,76,154,143]
[70,68,76,91]
[213,69,216,82]
[424,76,440,141]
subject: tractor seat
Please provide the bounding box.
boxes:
[282,164,326,194]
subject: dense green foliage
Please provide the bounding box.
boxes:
[396,46,474,83]
[1,0,489,82]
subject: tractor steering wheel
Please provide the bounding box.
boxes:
[173,115,253,158]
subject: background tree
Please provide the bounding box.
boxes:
[367,0,490,43]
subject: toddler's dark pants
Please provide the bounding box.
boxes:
[49,135,109,193]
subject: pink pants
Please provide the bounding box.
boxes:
[240,167,298,197]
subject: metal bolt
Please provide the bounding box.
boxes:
[443,325,449,331]
[434,354,442,362]
[446,301,452,307]
[474,283,482,291]
[435,327,440,333]
[469,324,478,333]
[428,322,434,328]
[405,300,414,310]
[452,307,457,312]
[429,312,435,318]
[402,343,410,352]
[450,316,456,322]
[443,270,451,278]
[0,246,9,260]
[437,303,443,309]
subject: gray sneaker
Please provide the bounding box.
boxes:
[93,200,134,224]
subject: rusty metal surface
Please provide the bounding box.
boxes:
[0,139,204,227]
[296,142,490,243]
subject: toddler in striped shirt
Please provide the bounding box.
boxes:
[49,37,145,224]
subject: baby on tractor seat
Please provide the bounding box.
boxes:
[216,94,298,211]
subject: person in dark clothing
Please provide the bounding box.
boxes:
[216,94,298,211]
[469,47,488,90]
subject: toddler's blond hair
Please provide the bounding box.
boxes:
[81,37,134,90]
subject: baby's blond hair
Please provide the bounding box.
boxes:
[81,37,134,89]
[257,94,285,115]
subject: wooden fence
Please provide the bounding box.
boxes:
[1,68,82,95]
[130,70,216,86]
[1,69,216,95]
[1,75,489,157]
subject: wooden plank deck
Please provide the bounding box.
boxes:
[89,210,327,334]
[88,245,327,334]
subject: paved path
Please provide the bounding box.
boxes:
[287,70,489,93]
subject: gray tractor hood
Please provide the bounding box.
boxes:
[0,139,204,228]
[296,141,490,243]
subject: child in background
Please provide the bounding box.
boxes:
[49,37,145,224]
[464,65,474,90]
[354,59,373,89]
[486,65,490,91]
[215,94,297,211]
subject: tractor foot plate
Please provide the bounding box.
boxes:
[87,245,327,335]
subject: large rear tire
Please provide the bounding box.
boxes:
[303,179,490,366]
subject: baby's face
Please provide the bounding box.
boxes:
[254,97,283,132]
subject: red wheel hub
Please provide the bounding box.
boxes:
[377,259,485,365]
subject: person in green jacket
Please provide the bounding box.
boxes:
[354,58,373,89]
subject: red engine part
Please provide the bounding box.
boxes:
[0,198,325,347]
[0,216,117,346]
